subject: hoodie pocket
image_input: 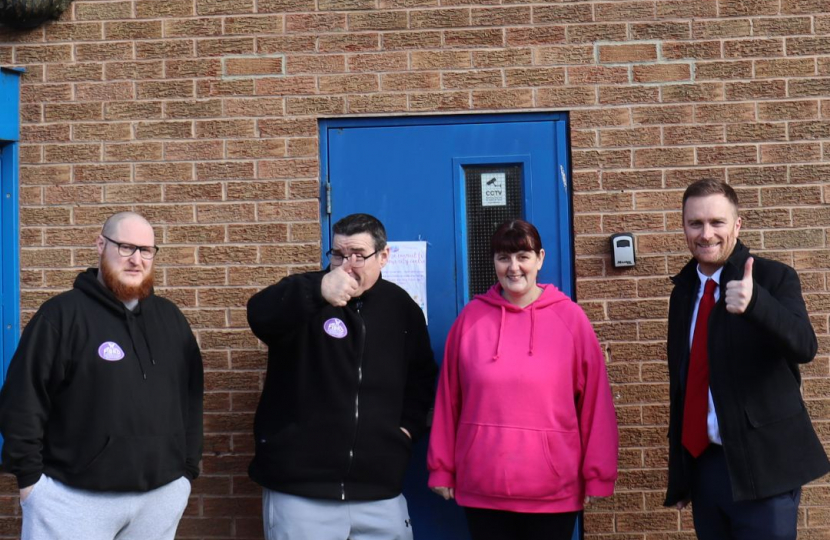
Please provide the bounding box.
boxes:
[73,432,186,489]
[456,423,580,500]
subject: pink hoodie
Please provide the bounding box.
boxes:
[427,283,618,513]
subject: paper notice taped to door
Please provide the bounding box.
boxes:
[385,241,428,323]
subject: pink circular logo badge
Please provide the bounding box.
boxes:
[98,341,125,361]
[323,318,348,339]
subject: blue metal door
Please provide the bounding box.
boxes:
[0,67,22,386]
[320,113,576,540]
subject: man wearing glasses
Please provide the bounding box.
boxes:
[0,212,203,540]
[247,213,437,540]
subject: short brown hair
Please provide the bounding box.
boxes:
[490,219,543,256]
[682,179,739,215]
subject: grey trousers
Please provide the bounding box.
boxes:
[21,475,191,540]
[263,489,414,540]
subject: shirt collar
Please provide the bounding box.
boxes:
[696,265,723,288]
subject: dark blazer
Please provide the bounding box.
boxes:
[665,241,829,506]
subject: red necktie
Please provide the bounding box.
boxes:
[682,278,717,458]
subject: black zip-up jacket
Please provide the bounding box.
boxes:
[0,269,204,491]
[247,270,437,501]
[665,241,829,505]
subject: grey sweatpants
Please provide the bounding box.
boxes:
[21,475,191,540]
[263,489,414,540]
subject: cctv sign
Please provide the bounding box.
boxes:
[481,173,506,207]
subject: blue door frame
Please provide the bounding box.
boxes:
[320,113,580,540]
[0,67,22,384]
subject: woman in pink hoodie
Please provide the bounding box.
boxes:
[428,219,618,540]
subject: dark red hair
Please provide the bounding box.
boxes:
[490,219,543,255]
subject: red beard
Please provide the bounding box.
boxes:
[100,259,154,303]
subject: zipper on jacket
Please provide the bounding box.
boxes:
[342,299,366,501]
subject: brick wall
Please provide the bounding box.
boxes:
[1,0,829,537]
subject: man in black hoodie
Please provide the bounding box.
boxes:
[247,213,437,540]
[0,212,203,540]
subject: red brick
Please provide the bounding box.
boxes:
[599,43,657,64]
[760,143,821,164]
[697,145,758,165]
[533,4,592,24]
[164,141,224,161]
[568,66,628,84]
[693,18,752,38]
[473,48,532,68]
[255,76,317,95]
[259,0,315,10]
[753,16,812,35]
[287,54,347,74]
[196,0,253,15]
[632,63,690,83]
[566,23,628,43]
[632,105,693,125]
[411,51,470,70]
[725,80,786,100]
[789,79,830,98]
[471,6,530,26]
[631,21,690,40]
[47,22,103,41]
[696,61,753,80]
[634,147,694,168]
[472,89,532,109]
[409,91,470,111]
[105,101,163,120]
[319,0,375,9]
[257,36,317,54]
[286,13,346,33]
[136,0,194,17]
[195,162,255,182]
[74,0,132,20]
[104,21,163,40]
[195,120,256,139]
[507,26,566,47]
[381,31,442,50]
[758,100,819,121]
[164,18,223,38]
[319,33,380,53]
[410,8,470,29]
[665,82,724,102]
[537,87,597,107]
[224,15,283,35]
[137,80,193,100]
[197,38,255,57]
[349,12,408,31]
[15,44,71,64]
[381,72,440,91]
[224,57,283,77]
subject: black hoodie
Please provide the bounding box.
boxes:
[0,269,203,491]
[247,270,437,501]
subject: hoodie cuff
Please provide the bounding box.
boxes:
[17,472,42,490]
[584,478,615,498]
[428,470,455,489]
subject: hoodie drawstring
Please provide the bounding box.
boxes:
[125,317,148,380]
[528,302,535,356]
[492,306,506,361]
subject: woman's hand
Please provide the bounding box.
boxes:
[431,486,455,500]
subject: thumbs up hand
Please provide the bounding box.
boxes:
[725,257,754,314]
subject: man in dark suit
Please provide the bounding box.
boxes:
[664,179,829,539]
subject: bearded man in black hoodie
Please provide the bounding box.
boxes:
[0,211,203,540]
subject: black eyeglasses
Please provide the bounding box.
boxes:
[326,249,379,268]
[102,235,159,260]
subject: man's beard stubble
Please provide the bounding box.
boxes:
[100,258,154,302]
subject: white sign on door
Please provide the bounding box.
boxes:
[384,241,428,323]
[481,173,506,207]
